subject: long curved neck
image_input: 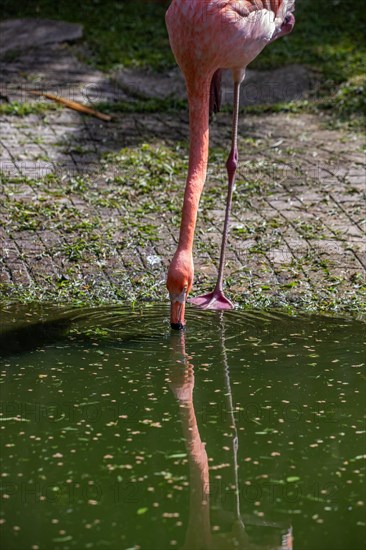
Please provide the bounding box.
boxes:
[178,78,211,251]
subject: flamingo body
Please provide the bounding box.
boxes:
[167,1,293,80]
[166,0,295,329]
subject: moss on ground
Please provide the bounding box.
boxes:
[1,277,365,320]
[0,101,61,116]
[1,140,365,318]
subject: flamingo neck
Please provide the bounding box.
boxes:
[178,80,210,251]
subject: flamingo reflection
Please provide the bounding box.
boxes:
[168,317,293,550]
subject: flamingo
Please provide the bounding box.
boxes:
[165,0,295,329]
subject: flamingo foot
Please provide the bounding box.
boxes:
[189,289,234,310]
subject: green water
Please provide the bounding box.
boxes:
[0,305,365,550]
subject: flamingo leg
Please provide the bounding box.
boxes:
[190,80,241,310]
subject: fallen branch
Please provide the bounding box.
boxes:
[30,91,112,122]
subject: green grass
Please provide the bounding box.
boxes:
[254,1,366,86]
[0,142,187,254]
[1,140,365,316]
[0,100,60,116]
[2,0,365,81]
[1,0,365,123]
[0,0,172,71]
[1,271,364,319]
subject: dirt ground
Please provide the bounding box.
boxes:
[0,22,365,316]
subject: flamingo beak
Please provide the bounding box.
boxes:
[170,289,187,330]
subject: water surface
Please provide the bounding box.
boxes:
[0,305,365,549]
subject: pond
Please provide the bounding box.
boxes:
[0,304,365,550]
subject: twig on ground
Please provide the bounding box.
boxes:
[29,91,112,121]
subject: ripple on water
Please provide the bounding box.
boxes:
[0,303,364,358]
[67,305,277,347]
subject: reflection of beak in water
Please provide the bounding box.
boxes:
[167,317,293,550]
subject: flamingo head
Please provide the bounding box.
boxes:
[166,251,193,330]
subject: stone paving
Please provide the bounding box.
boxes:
[0,23,365,313]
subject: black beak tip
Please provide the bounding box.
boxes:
[170,322,185,331]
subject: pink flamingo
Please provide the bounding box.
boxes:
[165,0,295,329]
